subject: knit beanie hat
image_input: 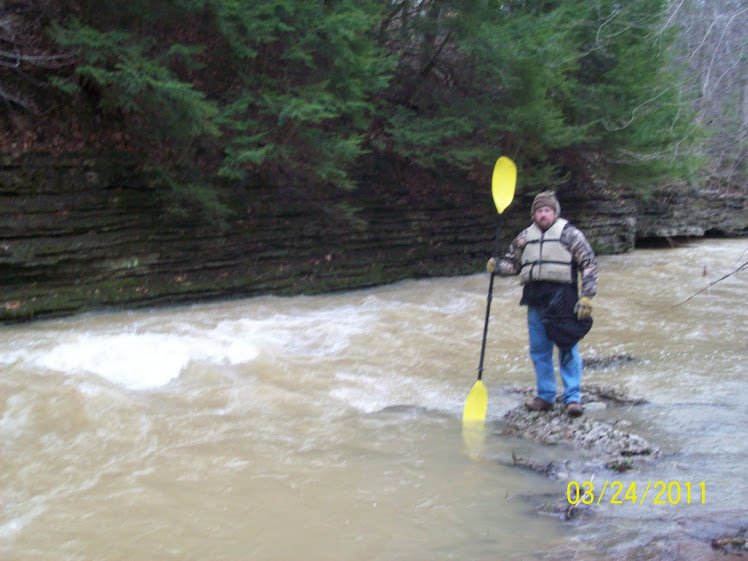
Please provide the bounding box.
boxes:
[531,191,561,217]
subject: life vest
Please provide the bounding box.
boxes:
[520,218,573,285]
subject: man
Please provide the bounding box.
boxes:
[487,191,597,417]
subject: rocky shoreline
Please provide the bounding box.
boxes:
[493,378,746,560]
[502,383,653,465]
[495,383,656,517]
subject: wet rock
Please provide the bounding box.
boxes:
[500,384,656,471]
[503,406,655,457]
[605,458,634,472]
[533,493,595,521]
[712,527,747,552]
[583,353,639,370]
[508,452,566,480]
[376,405,431,415]
[584,401,607,412]
[584,383,648,406]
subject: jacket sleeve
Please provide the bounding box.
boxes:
[562,225,598,298]
[497,228,528,276]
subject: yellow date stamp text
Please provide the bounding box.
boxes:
[567,481,706,505]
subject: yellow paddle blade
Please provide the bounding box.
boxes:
[462,380,488,423]
[491,156,517,214]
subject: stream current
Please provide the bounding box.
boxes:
[1,238,746,560]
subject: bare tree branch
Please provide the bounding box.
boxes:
[0,5,75,115]
[0,49,72,68]
[673,259,747,307]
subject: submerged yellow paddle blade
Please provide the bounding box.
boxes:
[491,156,517,214]
[461,420,486,458]
[462,380,488,423]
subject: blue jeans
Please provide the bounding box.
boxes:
[527,307,582,404]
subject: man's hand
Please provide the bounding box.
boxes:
[486,258,497,273]
[574,296,593,320]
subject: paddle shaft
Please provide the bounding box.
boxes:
[477,215,502,380]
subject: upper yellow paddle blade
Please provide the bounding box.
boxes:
[462,379,488,423]
[491,156,517,214]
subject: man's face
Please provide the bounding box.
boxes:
[533,205,556,231]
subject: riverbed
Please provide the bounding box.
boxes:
[1,238,746,560]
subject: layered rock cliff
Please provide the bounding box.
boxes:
[1,153,745,322]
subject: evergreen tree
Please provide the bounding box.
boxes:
[41,0,702,202]
[372,0,579,185]
[372,0,699,191]
[557,0,703,190]
[204,0,394,190]
[51,20,219,145]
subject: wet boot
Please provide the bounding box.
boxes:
[525,397,553,412]
[566,402,584,418]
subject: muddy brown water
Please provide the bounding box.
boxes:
[1,239,746,560]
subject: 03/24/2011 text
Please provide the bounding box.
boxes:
[567,481,706,505]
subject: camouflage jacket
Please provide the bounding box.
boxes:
[498,220,598,298]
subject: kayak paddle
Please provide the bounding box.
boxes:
[462,156,517,423]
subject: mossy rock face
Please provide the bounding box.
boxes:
[1,152,746,323]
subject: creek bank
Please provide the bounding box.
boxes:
[1,153,746,323]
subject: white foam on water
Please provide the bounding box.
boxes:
[4,290,460,399]
[33,329,262,391]
[17,302,381,391]
[0,503,47,540]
